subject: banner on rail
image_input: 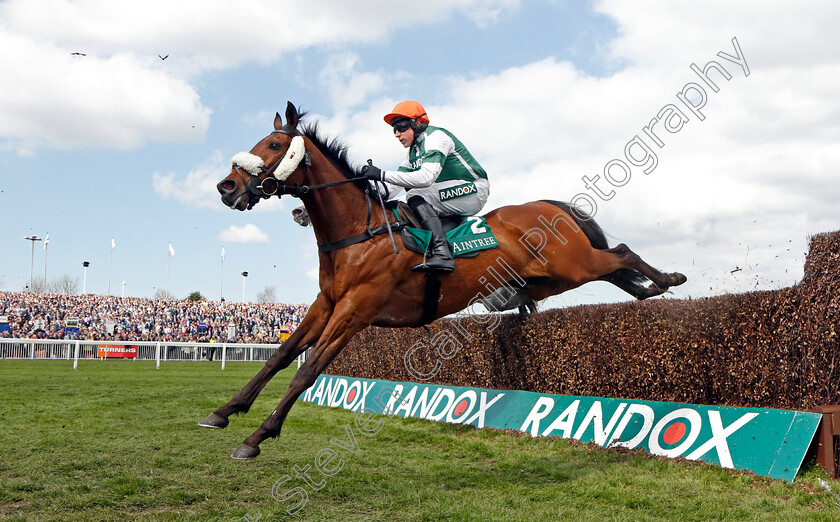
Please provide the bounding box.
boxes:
[300,375,821,483]
[97,345,137,358]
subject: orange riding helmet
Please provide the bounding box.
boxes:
[384,100,430,126]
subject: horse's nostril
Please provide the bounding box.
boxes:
[217,180,236,194]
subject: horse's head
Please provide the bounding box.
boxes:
[217,102,309,211]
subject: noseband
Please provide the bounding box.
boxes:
[228,126,311,208]
[231,126,364,208]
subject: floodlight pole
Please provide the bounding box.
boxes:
[166,251,170,296]
[241,271,248,303]
[23,235,42,291]
[43,233,49,290]
[82,261,90,294]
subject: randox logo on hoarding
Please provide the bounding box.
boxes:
[300,375,821,482]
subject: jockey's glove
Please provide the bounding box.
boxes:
[361,164,384,182]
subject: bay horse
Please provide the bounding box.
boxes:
[203,102,687,459]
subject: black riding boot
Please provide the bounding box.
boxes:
[409,199,455,273]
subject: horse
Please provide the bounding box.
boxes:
[203,102,687,459]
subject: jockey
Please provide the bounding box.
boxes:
[361,100,490,273]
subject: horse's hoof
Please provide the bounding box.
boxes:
[231,444,261,460]
[198,413,229,429]
[671,272,688,286]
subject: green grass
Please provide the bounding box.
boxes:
[0,360,838,521]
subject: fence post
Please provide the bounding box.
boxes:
[73,340,80,369]
[155,342,161,369]
[29,342,34,359]
[221,343,226,370]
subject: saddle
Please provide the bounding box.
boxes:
[391,202,498,259]
[393,201,462,233]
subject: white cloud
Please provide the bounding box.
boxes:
[218,223,270,244]
[0,33,210,152]
[152,152,226,209]
[0,0,522,153]
[320,54,389,114]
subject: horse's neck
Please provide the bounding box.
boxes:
[301,154,370,247]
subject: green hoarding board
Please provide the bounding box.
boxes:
[301,374,821,482]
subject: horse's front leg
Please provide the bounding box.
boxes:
[230,297,373,459]
[198,294,333,429]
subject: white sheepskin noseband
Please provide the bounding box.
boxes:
[229,136,306,182]
[273,136,306,181]
[230,152,264,176]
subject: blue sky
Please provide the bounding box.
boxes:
[1,1,838,308]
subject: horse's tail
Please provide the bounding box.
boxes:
[540,200,649,288]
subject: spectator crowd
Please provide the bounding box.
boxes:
[0,292,309,344]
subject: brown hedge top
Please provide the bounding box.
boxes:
[328,230,840,409]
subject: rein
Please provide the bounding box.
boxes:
[317,189,403,252]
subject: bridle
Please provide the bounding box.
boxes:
[231,126,365,209]
[230,126,402,253]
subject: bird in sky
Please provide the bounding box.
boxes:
[158,54,169,61]
[70,52,86,56]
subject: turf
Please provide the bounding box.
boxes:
[0,360,838,521]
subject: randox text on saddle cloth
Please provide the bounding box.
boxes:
[300,374,820,483]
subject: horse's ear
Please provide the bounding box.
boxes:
[273,112,283,131]
[285,101,299,129]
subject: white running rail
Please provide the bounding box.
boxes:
[0,338,307,370]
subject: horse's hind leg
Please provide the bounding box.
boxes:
[602,243,686,298]
[198,294,333,429]
[599,269,657,299]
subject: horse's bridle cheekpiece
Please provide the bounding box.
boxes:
[229,126,314,208]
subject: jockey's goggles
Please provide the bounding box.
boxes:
[391,118,413,133]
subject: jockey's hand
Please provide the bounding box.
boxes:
[361,164,383,182]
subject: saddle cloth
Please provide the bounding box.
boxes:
[392,202,499,258]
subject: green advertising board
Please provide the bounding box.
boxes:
[300,374,821,482]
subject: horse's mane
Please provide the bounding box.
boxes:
[299,120,367,193]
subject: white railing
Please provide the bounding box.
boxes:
[0,338,307,370]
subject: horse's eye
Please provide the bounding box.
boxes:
[268,142,282,151]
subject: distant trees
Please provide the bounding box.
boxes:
[25,275,80,295]
[50,274,80,295]
[28,278,48,293]
[153,288,176,300]
[256,285,277,303]
[187,291,205,301]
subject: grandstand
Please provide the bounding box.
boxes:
[0,291,308,343]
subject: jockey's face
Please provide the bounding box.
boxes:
[393,124,415,148]
[391,117,415,148]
